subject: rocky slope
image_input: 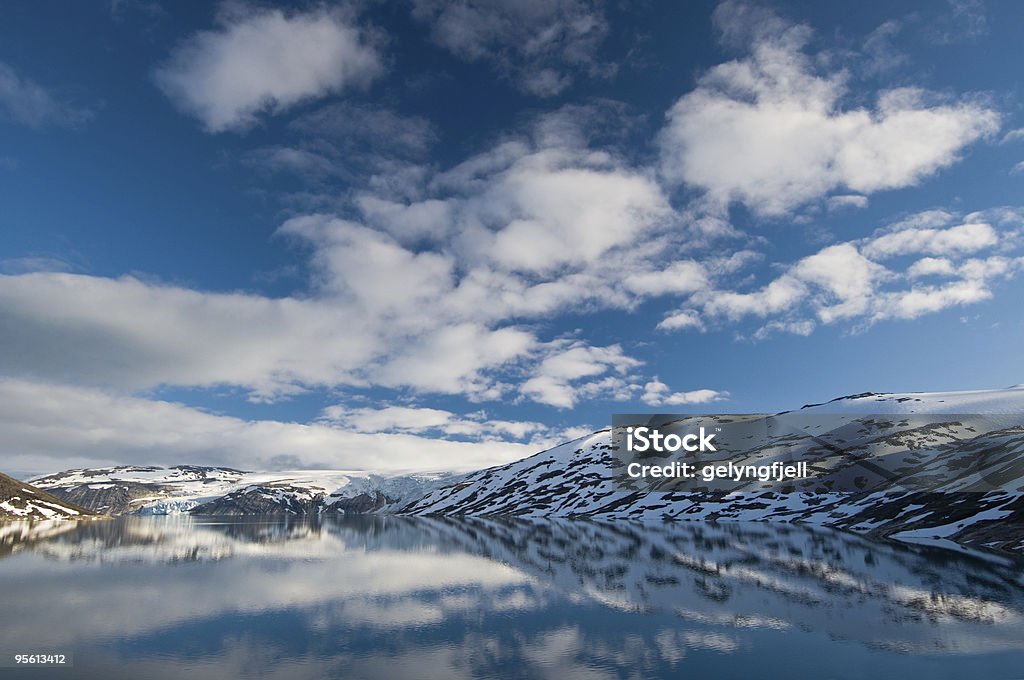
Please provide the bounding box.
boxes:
[400,387,1024,558]
[0,470,96,520]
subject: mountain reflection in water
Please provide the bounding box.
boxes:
[1,516,1022,679]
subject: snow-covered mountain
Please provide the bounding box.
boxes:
[798,386,1024,415]
[15,386,1024,559]
[30,466,453,516]
[0,470,96,520]
[401,386,1024,558]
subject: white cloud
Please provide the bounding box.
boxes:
[1012,161,1024,176]
[0,272,373,399]
[751,319,815,340]
[906,257,957,278]
[0,267,529,403]
[321,404,457,433]
[705,276,807,321]
[411,0,610,96]
[375,323,535,398]
[0,62,92,128]
[876,278,992,320]
[861,20,907,75]
[862,221,998,259]
[791,244,889,323]
[1,104,1016,420]
[318,404,575,447]
[682,209,1024,333]
[519,68,573,98]
[658,1,999,216]
[1000,128,1024,144]
[484,163,672,273]
[357,196,455,242]
[279,216,457,320]
[888,209,958,231]
[398,135,675,275]
[623,262,708,297]
[826,195,869,212]
[704,242,886,326]
[18,90,1012,420]
[0,107,701,408]
[0,162,682,406]
[657,309,705,332]
[155,7,382,132]
[346,114,693,320]
[521,343,641,408]
[0,378,533,477]
[641,378,726,407]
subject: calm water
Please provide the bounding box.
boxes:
[1,516,1023,680]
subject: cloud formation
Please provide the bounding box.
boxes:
[2,376,544,477]
[318,404,587,445]
[521,343,640,408]
[0,102,734,413]
[660,208,1024,338]
[641,379,726,407]
[0,378,533,477]
[3,95,1016,413]
[6,1,1020,478]
[155,7,383,132]
[659,0,999,216]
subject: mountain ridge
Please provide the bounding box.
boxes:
[9,386,1024,559]
[28,465,452,517]
[400,386,1024,558]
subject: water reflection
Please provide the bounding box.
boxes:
[1,516,1022,679]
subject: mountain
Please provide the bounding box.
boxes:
[400,386,1024,558]
[0,470,97,520]
[30,465,453,516]
[16,386,1024,559]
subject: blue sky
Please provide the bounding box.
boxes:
[2,0,1024,476]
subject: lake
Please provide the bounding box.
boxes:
[1,516,1022,679]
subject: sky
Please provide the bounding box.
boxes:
[2,0,1024,478]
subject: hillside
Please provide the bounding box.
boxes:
[0,471,97,520]
[400,386,1024,557]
